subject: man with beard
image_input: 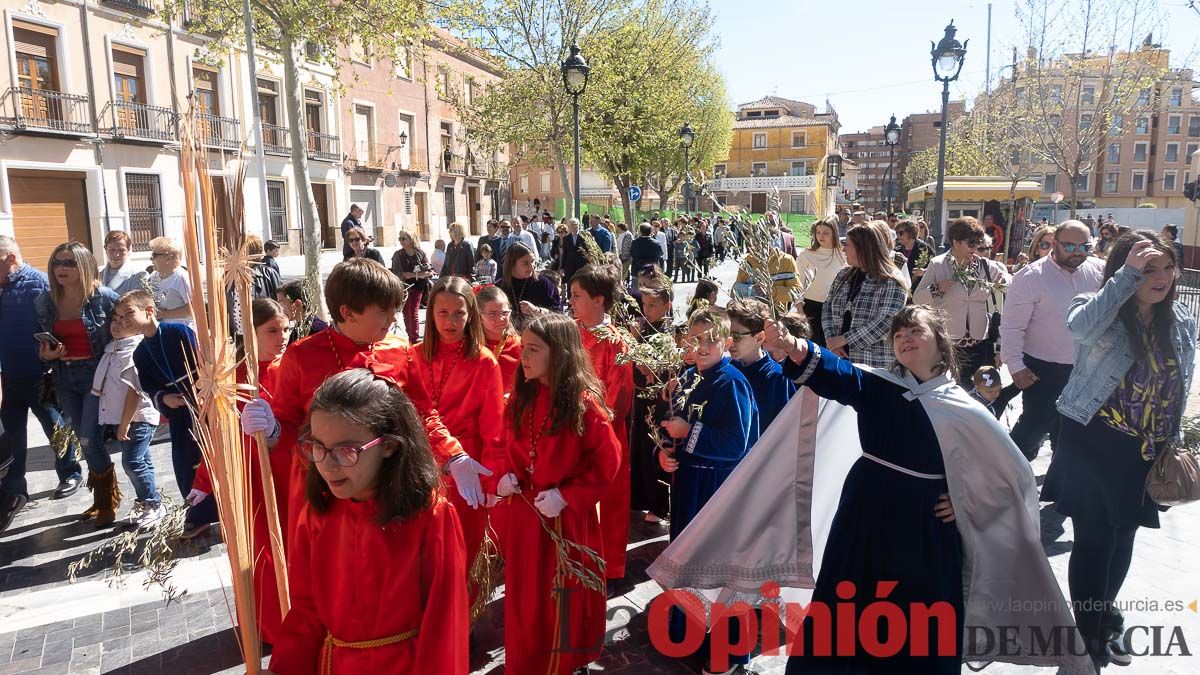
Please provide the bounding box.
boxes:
[1000,220,1105,460]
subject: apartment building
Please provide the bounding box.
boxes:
[707,96,841,216]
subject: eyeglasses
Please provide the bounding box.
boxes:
[964,238,983,248]
[152,252,173,259]
[1037,241,1053,251]
[729,330,760,341]
[348,238,364,244]
[298,433,386,467]
[50,258,79,269]
[1058,242,1093,254]
[482,310,512,321]
[976,245,991,254]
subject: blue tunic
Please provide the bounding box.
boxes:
[669,357,760,541]
[734,352,797,432]
[782,343,964,674]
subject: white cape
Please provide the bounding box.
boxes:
[647,367,1094,674]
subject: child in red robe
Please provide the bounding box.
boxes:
[270,368,468,675]
[483,314,620,674]
[191,298,292,643]
[477,285,522,396]
[570,264,634,580]
[414,277,504,604]
[238,259,487,548]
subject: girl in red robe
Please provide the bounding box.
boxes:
[191,298,291,643]
[569,265,635,581]
[270,368,468,675]
[483,314,620,674]
[414,277,505,603]
[477,285,522,396]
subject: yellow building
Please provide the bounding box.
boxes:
[707,96,840,216]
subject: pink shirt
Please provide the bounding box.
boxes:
[999,255,1105,372]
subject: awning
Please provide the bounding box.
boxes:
[907,177,1043,203]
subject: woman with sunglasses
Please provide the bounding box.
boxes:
[270,368,468,674]
[914,216,1011,388]
[146,236,195,331]
[345,226,385,266]
[34,242,120,524]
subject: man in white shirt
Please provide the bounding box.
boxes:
[512,218,541,263]
[999,221,1104,460]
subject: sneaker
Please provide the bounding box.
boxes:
[131,501,166,529]
[0,492,29,534]
[53,476,82,498]
[1108,634,1133,667]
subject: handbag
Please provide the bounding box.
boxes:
[1145,444,1200,506]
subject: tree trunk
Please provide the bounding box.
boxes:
[616,174,633,227]
[280,37,325,318]
[553,144,573,217]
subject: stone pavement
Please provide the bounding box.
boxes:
[4,256,1200,673]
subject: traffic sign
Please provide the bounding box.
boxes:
[628,185,642,202]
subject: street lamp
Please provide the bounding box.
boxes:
[883,114,901,210]
[561,44,590,219]
[679,122,695,213]
[930,21,967,247]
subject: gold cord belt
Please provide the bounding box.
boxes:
[320,627,419,674]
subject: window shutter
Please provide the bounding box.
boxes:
[112,47,144,78]
[13,24,58,59]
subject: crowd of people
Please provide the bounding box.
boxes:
[0,203,1193,674]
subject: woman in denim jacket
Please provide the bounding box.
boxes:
[1042,231,1196,670]
[35,242,120,525]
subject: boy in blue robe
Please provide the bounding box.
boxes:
[725,298,797,431]
[659,307,759,674]
[118,290,217,536]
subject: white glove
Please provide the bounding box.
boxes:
[447,455,493,509]
[241,398,278,438]
[496,473,521,497]
[533,488,567,518]
[185,489,208,506]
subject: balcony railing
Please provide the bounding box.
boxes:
[100,101,177,142]
[2,87,93,135]
[440,152,466,175]
[193,112,240,149]
[349,142,392,171]
[262,123,290,155]
[708,174,818,192]
[394,152,428,175]
[306,132,339,161]
[101,0,155,13]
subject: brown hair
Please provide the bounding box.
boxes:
[725,298,771,334]
[507,314,608,437]
[48,242,101,309]
[244,234,265,257]
[324,258,405,324]
[845,224,906,287]
[1102,230,1179,360]
[687,307,731,339]
[501,242,537,289]
[422,276,484,361]
[808,219,843,252]
[895,220,919,239]
[570,264,619,311]
[779,311,812,340]
[888,305,958,381]
[1027,225,1056,262]
[116,289,155,310]
[947,216,986,243]
[640,286,672,304]
[345,227,368,246]
[475,284,514,342]
[305,369,440,523]
[104,230,133,249]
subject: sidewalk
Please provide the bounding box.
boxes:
[3,259,1199,674]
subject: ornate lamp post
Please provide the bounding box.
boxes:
[678,122,696,213]
[561,44,590,219]
[931,21,967,247]
[883,114,901,210]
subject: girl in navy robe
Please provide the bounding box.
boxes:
[726,298,797,431]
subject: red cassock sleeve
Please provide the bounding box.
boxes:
[270,343,311,462]
[415,497,470,671]
[558,396,622,511]
[390,348,464,469]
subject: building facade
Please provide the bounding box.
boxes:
[706,96,840,217]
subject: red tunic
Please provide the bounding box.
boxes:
[192,360,289,643]
[578,322,634,579]
[271,328,465,548]
[412,340,504,599]
[486,332,522,397]
[483,387,620,674]
[269,495,468,675]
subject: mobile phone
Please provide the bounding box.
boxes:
[33,332,62,350]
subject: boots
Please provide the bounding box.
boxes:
[81,467,122,527]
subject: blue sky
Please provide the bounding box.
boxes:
[708,0,1200,133]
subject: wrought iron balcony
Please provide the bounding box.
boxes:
[349,142,392,171]
[262,123,290,155]
[708,174,819,192]
[393,152,428,175]
[101,0,155,13]
[2,87,93,135]
[306,131,339,162]
[440,152,466,175]
[193,112,240,149]
[100,101,177,142]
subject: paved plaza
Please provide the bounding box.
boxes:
[3,256,1199,674]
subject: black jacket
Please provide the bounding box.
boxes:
[630,236,665,273]
[443,240,475,279]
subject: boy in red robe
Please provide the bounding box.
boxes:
[239,259,487,548]
[569,265,634,580]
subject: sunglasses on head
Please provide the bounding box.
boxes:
[51,258,79,269]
